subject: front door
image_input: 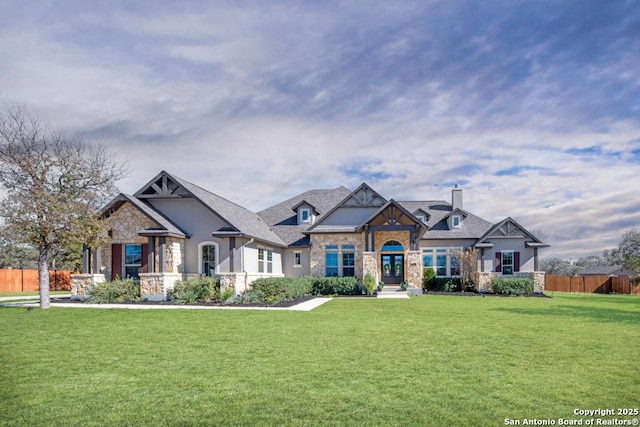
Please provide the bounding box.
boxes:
[381,254,404,285]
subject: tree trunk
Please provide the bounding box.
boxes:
[38,247,50,309]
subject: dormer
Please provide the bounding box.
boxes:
[292,200,319,225]
[447,208,467,229]
[413,209,430,224]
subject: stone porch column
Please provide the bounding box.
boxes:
[406,251,422,288]
[362,251,378,284]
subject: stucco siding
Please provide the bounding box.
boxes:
[483,239,535,273]
[282,248,311,276]
[242,241,283,276]
[148,198,231,274]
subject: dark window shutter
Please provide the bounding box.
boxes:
[495,252,501,273]
[514,252,520,272]
[111,244,122,280]
[141,244,149,273]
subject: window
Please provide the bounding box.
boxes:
[300,208,311,224]
[502,251,514,275]
[342,245,355,277]
[199,242,218,276]
[450,255,460,276]
[382,240,404,251]
[452,215,461,228]
[325,245,339,276]
[422,247,462,277]
[258,247,273,273]
[416,215,426,223]
[124,244,142,280]
[423,254,433,270]
[436,250,447,276]
[294,251,302,268]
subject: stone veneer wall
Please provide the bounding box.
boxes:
[362,252,378,284]
[474,271,546,293]
[310,233,365,280]
[139,273,182,301]
[71,273,106,300]
[374,230,412,285]
[475,272,492,292]
[165,237,184,273]
[101,202,158,277]
[373,230,410,253]
[406,251,422,288]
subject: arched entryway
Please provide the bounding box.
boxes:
[381,240,404,285]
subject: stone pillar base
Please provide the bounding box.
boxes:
[71,273,106,300]
[217,273,246,296]
[531,271,545,293]
[474,272,493,293]
[139,273,182,301]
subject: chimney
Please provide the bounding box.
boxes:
[452,184,462,211]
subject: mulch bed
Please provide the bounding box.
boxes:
[51,295,317,308]
[424,291,551,298]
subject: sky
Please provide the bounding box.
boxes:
[1,0,638,259]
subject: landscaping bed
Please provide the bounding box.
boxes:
[424,290,551,297]
[52,295,316,308]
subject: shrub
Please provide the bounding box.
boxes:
[171,277,219,304]
[424,277,463,292]
[422,268,436,289]
[87,278,140,304]
[235,289,265,304]
[491,277,534,296]
[249,277,314,303]
[362,273,376,295]
[220,287,235,302]
[312,276,360,295]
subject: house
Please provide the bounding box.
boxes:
[581,265,637,277]
[72,170,549,300]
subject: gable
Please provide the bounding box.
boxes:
[364,200,425,228]
[486,219,529,238]
[135,171,191,199]
[341,183,387,207]
[475,217,545,247]
[307,183,387,231]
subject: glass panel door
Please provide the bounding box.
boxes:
[381,254,404,284]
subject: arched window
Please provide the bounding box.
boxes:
[382,240,404,251]
[198,242,219,276]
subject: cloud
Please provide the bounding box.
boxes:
[0,0,638,259]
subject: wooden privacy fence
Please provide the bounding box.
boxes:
[545,274,640,295]
[0,269,72,293]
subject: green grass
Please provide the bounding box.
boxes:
[0,291,69,297]
[1,293,639,426]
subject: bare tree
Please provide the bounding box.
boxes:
[453,247,478,291]
[0,105,126,308]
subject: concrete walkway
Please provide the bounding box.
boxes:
[1,297,333,311]
[377,286,410,299]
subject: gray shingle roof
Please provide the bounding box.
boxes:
[166,172,287,247]
[258,187,352,246]
[398,201,494,239]
[581,265,637,276]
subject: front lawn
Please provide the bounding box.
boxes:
[0,291,69,297]
[1,293,638,426]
